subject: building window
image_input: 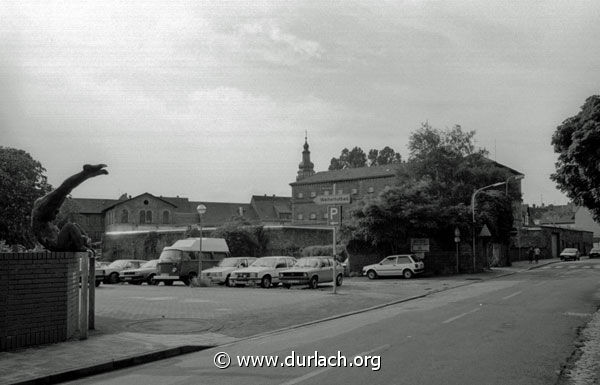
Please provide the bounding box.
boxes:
[310,191,316,198]
[146,210,152,223]
[324,190,330,196]
[351,188,358,194]
[120,209,128,223]
[298,213,304,220]
[162,210,170,224]
[139,210,145,224]
[298,192,303,198]
[337,189,343,194]
[310,213,317,220]
[368,187,374,193]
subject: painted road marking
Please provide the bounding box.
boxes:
[442,308,481,324]
[280,344,391,385]
[502,291,523,300]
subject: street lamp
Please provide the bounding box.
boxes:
[471,182,506,272]
[196,204,207,279]
[505,174,524,266]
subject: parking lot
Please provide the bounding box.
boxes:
[94,275,485,338]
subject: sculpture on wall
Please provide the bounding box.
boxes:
[31,164,108,252]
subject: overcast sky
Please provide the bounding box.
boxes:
[2,1,599,205]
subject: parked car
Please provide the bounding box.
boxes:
[154,238,230,286]
[560,248,581,261]
[279,256,344,289]
[362,254,425,279]
[200,257,257,286]
[230,256,296,288]
[103,259,148,284]
[589,248,600,259]
[94,262,106,287]
[120,259,159,285]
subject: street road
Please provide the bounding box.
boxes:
[70,259,600,385]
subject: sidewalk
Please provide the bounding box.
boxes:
[0,258,558,385]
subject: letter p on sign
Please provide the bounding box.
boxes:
[329,207,339,225]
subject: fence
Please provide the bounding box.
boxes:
[0,252,95,351]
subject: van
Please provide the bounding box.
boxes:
[154,238,230,286]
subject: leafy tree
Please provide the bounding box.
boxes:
[551,95,600,219]
[349,123,516,256]
[330,146,401,170]
[368,146,402,166]
[0,147,52,247]
[213,223,268,257]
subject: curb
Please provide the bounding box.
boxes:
[13,345,211,385]
[14,260,561,384]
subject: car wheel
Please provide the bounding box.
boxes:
[309,276,318,289]
[95,280,101,287]
[225,275,231,287]
[261,275,272,288]
[108,272,119,284]
[403,269,414,279]
[147,274,158,285]
[164,281,173,286]
[367,270,377,280]
[336,274,343,287]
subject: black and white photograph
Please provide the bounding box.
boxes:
[1,1,600,384]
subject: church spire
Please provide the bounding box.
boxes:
[297,132,315,181]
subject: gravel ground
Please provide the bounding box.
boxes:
[560,307,600,385]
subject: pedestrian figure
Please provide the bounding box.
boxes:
[534,247,540,263]
[528,247,534,264]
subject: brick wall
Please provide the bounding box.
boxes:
[0,252,82,351]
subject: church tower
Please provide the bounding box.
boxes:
[296,133,315,181]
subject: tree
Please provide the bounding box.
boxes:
[213,223,268,257]
[551,95,600,220]
[0,147,52,247]
[348,123,516,255]
[330,146,401,170]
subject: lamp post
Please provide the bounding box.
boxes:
[471,182,506,272]
[196,204,207,279]
[454,227,461,273]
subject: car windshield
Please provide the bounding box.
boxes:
[218,258,241,267]
[141,260,157,268]
[251,258,277,268]
[562,248,577,253]
[107,260,128,268]
[295,258,322,268]
[158,249,182,262]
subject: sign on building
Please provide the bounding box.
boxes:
[313,194,351,205]
[410,238,430,252]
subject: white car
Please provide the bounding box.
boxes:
[200,257,257,286]
[230,256,297,288]
[362,254,424,279]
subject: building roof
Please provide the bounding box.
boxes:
[70,198,119,214]
[251,195,292,222]
[528,203,576,225]
[290,164,402,186]
[101,192,177,212]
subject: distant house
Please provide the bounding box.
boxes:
[68,193,291,241]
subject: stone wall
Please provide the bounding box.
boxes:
[0,252,82,351]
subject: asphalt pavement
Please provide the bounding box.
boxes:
[2,258,588,385]
[62,258,600,385]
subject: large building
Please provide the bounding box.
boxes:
[66,193,292,242]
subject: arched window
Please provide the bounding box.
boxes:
[139,210,146,224]
[162,210,170,224]
[146,210,152,223]
[120,209,128,223]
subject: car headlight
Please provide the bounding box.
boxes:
[303,272,308,277]
[171,267,177,273]
[279,273,283,278]
[250,273,258,278]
